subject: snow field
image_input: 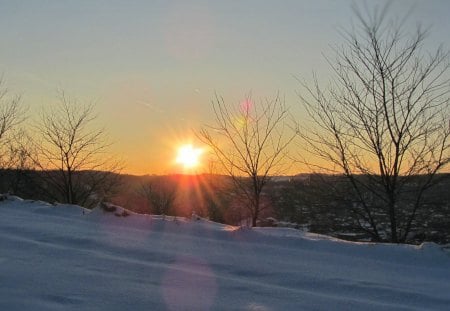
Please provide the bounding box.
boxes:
[1,196,449,310]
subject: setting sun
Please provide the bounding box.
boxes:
[176,144,203,169]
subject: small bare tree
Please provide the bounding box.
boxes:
[198,94,295,226]
[138,178,177,216]
[0,130,38,195]
[299,4,450,242]
[33,93,121,207]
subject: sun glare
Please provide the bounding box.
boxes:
[176,144,203,169]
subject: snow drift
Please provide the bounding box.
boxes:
[0,196,449,310]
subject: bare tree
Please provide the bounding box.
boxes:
[0,130,38,195]
[0,79,25,169]
[198,94,295,227]
[0,79,32,195]
[138,177,177,216]
[33,93,121,207]
[299,4,450,243]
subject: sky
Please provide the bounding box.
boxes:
[1,0,449,175]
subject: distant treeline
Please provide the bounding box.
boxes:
[1,169,449,244]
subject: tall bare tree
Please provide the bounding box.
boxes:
[33,93,121,207]
[199,94,295,226]
[299,4,450,243]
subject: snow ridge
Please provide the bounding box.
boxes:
[1,195,449,310]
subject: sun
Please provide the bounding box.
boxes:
[176,144,203,169]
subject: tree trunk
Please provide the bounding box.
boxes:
[252,214,257,227]
[252,197,259,227]
[388,200,398,243]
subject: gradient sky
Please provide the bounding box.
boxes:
[1,0,449,175]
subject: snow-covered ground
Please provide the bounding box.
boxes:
[1,196,449,311]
